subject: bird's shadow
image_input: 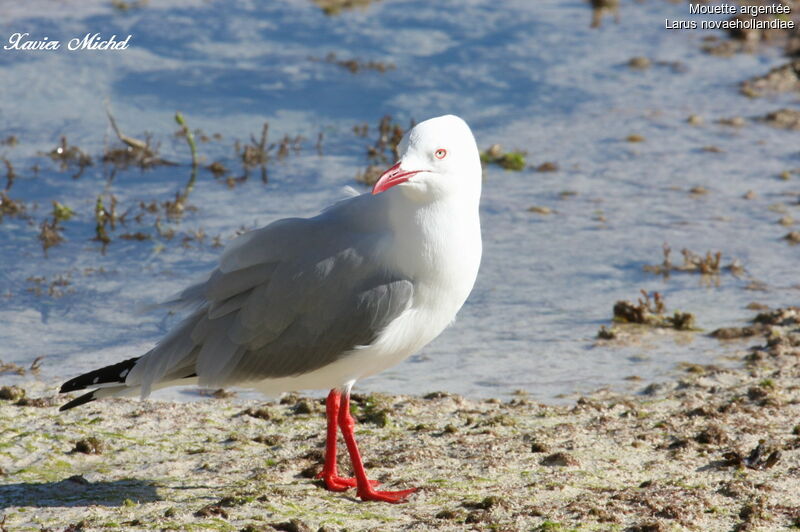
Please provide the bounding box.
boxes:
[0,475,161,509]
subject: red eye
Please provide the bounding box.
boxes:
[435,148,447,159]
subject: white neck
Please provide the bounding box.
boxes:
[384,189,482,311]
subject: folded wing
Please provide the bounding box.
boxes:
[126,211,413,396]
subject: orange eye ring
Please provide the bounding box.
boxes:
[435,148,447,159]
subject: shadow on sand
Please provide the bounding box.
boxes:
[0,475,161,508]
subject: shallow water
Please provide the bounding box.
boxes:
[0,0,797,402]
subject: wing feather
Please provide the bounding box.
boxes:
[219,218,306,273]
[207,290,251,319]
[206,262,277,301]
[124,311,203,396]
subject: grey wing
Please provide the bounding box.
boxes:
[217,274,414,384]
[126,214,414,393]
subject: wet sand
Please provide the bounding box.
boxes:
[1,308,799,531]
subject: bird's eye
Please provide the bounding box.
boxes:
[434,148,447,160]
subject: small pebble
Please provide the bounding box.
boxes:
[718,116,745,127]
[784,231,800,244]
[540,451,579,467]
[687,114,704,126]
[535,161,559,172]
[71,437,103,454]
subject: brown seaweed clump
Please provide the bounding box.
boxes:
[589,0,620,29]
[102,139,169,171]
[603,290,697,335]
[746,309,800,363]
[313,52,395,74]
[234,122,276,184]
[37,201,74,255]
[93,195,119,251]
[354,115,411,186]
[38,220,64,254]
[26,275,73,298]
[721,440,781,471]
[367,115,407,163]
[70,437,104,455]
[710,324,766,340]
[0,385,25,401]
[783,231,800,244]
[45,136,92,179]
[628,56,651,69]
[643,244,743,278]
[741,60,800,97]
[104,106,174,171]
[535,161,559,172]
[0,191,24,220]
[0,155,25,220]
[312,0,380,16]
[761,108,800,130]
[710,306,800,367]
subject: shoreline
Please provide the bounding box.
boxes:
[2,308,799,531]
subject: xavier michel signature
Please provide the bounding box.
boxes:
[3,32,131,51]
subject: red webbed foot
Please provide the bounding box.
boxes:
[356,486,417,503]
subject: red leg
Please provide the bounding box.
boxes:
[316,389,378,491]
[338,390,417,503]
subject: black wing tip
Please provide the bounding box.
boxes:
[59,380,78,394]
[58,357,140,394]
[59,391,98,411]
[60,377,90,394]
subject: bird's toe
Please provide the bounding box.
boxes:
[319,474,379,492]
[356,486,417,503]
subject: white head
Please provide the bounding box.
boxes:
[372,115,481,203]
